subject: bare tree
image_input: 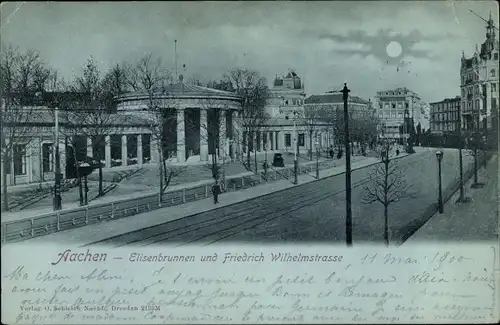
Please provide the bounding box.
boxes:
[361,141,416,245]
[126,54,184,199]
[224,68,270,171]
[302,105,325,160]
[0,44,52,210]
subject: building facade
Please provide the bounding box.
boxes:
[304,93,375,148]
[375,87,427,141]
[460,13,499,133]
[246,70,334,156]
[1,76,242,187]
[115,75,241,164]
[429,96,461,135]
[1,106,153,187]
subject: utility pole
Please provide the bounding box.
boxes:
[53,105,62,210]
[457,101,467,202]
[174,40,178,80]
[342,83,352,246]
[293,112,298,185]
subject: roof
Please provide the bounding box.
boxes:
[2,107,151,127]
[117,75,240,101]
[430,96,461,105]
[304,94,370,105]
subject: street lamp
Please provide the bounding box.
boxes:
[341,83,352,247]
[52,102,62,211]
[435,150,444,214]
[315,140,319,179]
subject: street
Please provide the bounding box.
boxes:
[89,148,476,246]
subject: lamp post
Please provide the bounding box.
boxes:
[53,104,62,211]
[341,83,352,246]
[436,150,444,214]
[293,111,298,185]
[315,139,319,179]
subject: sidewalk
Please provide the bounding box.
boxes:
[405,154,498,243]
[0,154,362,221]
[16,155,385,246]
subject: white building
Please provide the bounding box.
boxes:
[460,13,499,133]
[375,87,427,141]
[250,70,334,156]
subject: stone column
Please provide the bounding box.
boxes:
[231,111,241,159]
[150,137,159,163]
[59,138,66,179]
[177,108,185,162]
[200,108,209,161]
[275,131,279,151]
[219,109,226,159]
[26,144,33,183]
[87,137,93,158]
[10,147,15,185]
[121,134,128,166]
[31,138,41,183]
[105,135,111,168]
[137,134,143,165]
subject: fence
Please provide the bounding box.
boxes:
[1,159,341,244]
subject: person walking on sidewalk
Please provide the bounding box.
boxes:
[212,181,221,204]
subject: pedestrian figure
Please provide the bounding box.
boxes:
[212,182,221,204]
[329,146,334,159]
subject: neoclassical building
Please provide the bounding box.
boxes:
[1,76,242,187]
[248,70,335,156]
[115,75,241,164]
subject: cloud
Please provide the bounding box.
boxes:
[318,28,455,65]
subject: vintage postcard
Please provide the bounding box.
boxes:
[1,1,499,324]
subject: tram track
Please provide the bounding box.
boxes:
[92,151,432,246]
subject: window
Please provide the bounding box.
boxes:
[285,100,288,105]
[14,144,26,176]
[398,113,403,118]
[285,133,291,147]
[42,143,54,173]
[298,134,305,146]
[491,69,496,78]
[475,99,480,110]
[494,53,499,61]
[492,83,497,92]
[405,102,409,109]
[392,103,396,109]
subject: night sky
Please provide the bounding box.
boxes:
[1,1,498,102]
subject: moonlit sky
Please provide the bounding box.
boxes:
[1,1,498,102]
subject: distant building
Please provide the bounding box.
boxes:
[459,13,499,133]
[304,93,375,148]
[304,93,374,120]
[429,96,461,135]
[375,87,426,141]
[265,70,306,118]
[249,70,334,156]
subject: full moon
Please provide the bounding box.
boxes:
[386,41,403,58]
